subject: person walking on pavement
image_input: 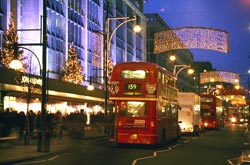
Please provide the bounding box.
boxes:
[54,111,64,144]
[79,109,87,138]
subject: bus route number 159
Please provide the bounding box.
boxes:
[125,83,140,90]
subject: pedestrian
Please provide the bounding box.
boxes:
[54,111,64,144]
[79,109,87,138]
[28,110,35,137]
[18,111,26,136]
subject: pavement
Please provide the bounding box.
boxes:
[0,127,108,165]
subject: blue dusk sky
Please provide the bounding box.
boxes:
[144,0,250,85]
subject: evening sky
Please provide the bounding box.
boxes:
[144,0,250,86]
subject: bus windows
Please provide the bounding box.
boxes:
[119,101,147,117]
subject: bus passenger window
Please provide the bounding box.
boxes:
[120,102,127,116]
[120,101,147,117]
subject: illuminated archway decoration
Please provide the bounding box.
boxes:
[154,27,229,54]
[200,71,239,84]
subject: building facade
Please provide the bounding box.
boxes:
[0,0,146,116]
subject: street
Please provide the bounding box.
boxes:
[14,123,249,165]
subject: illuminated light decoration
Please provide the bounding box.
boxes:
[1,12,24,68]
[229,95,247,105]
[62,43,83,85]
[107,57,113,79]
[154,27,229,54]
[110,81,119,96]
[200,71,240,84]
[92,33,103,67]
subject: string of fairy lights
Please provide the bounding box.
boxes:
[154,27,229,54]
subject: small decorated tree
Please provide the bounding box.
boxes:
[62,43,83,84]
[0,12,21,68]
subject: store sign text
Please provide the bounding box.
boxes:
[21,75,42,87]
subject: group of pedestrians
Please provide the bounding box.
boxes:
[0,107,117,143]
[0,108,89,141]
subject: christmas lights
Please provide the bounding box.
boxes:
[154,27,229,54]
[62,43,83,85]
[200,71,239,84]
[92,33,103,67]
[0,12,21,68]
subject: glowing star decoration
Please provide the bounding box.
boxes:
[154,27,229,54]
[92,33,103,67]
[200,71,240,84]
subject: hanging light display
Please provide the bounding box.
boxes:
[200,71,239,84]
[154,27,229,54]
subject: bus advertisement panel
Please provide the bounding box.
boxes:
[200,94,223,129]
[110,62,180,145]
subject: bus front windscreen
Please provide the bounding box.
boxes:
[119,101,147,117]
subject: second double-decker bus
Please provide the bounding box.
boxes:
[109,62,180,146]
[200,94,223,129]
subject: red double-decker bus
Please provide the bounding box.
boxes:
[200,94,223,129]
[109,62,180,146]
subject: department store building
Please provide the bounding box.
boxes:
[0,0,146,115]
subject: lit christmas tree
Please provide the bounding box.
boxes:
[62,43,83,84]
[0,12,22,69]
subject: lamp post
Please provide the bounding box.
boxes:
[10,44,42,145]
[173,64,194,88]
[11,0,49,152]
[173,65,193,77]
[102,16,141,134]
[37,0,49,152]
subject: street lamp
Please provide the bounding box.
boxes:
[10,44,42,74]
[173,64,194,77]
[169,55,176,62]
[10,0,49,152]
[173,64,194,88]
[10,44,42,145]
[103,15,141,134]
[169,54,194,78]
[87,76,94,91]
